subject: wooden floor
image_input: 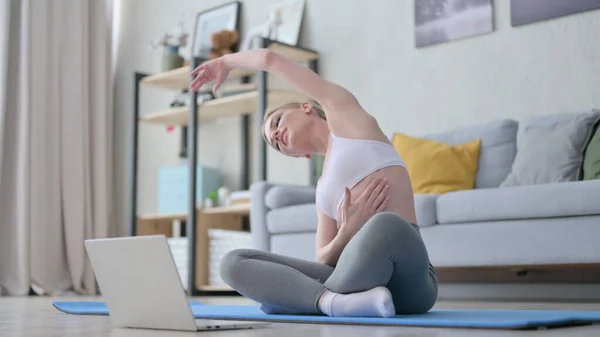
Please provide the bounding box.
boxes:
[1,295,600,336]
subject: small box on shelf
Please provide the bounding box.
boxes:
[167,237,189,289]
[207,229,253,287]
[158,165,221,214]
[229,189,250,203]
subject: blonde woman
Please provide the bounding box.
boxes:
[190,49,437,318]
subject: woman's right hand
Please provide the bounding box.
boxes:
[190,57,232,92]
[337,178,390,237]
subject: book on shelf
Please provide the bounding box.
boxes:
[229,190,251,205]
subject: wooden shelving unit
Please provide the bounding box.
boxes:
[202,202,251,215]
[136,203,251,222]
[135,203,251,294]
[139,42,319,91]
[131,38,319,296]
[139,90,307,126]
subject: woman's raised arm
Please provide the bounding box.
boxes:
[191,49,347,107]
[190,49,377,137]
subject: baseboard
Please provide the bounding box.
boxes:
[438,283,600,302]
[435,265,600,283]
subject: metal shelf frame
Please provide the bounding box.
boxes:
[130,38,319,296]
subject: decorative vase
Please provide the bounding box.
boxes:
[218,186,231,207]
[162,46,184,71]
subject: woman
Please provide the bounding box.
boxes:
[190,49,438,318]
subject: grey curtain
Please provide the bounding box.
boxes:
[0,0,117,296]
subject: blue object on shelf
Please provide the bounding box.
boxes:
[158,165,221,214]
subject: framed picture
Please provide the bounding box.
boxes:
[265,0,305,46]
[415,0,494,48]
[191,1,241,61]
[511,0,600,27]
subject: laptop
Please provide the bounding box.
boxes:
[84,235,270,331]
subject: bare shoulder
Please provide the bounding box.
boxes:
[323,94,389,143]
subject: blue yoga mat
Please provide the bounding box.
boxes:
[53,301,600,329]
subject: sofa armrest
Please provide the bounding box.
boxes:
[250,181,275,252]
[264,184,316,209]
[250,181,317,252]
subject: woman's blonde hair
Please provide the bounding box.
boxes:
[261,100,326,146]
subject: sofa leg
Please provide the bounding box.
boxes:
[515,270,529,277]
[508,268,531,277]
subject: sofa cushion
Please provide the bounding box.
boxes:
[501,110,600,187]
[420,215,600,268]
[436,179,600,224]
[266,204,318,234]
[271,233,317,261]
[583,120,600,180]
[414,194,439,227]
[265,184,316,209]
[425,119,518,189]
[392,133,481,194]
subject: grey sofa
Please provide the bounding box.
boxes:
[250,111,600,271]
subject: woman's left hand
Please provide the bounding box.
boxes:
[337,178,389,236]
[190,57,231,92]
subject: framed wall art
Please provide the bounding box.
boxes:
[415,0,494,48]
[511,0,600,26]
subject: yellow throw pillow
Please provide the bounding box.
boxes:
[392,133,481,194]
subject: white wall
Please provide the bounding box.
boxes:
[113,0,600,234]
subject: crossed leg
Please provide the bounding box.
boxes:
[220,212,438,316]
[324,212,438,315]
[220,248,334,314]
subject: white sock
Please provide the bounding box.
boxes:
[319,286,395,318]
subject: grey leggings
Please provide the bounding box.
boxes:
[220,212,438,315]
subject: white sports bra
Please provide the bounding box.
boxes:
[316,133,406,220]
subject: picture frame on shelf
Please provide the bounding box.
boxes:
[240,0,305,51]
[264,0,305,46]
[191,1,241,65]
